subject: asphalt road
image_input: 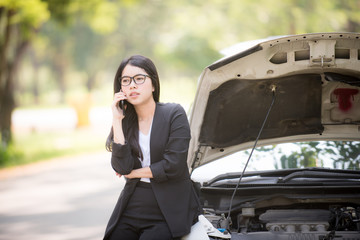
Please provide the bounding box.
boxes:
[0,151,125,240]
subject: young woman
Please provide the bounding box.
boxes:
[104,55,200,240]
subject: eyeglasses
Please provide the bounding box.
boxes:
[119,74,149,86]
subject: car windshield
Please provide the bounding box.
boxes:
[191,140,360,183]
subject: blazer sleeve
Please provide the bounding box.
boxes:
[111,142,134,175]
[150,104,191,183]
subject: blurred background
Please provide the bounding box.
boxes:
[1,0,359,167]
[0,0,359,239]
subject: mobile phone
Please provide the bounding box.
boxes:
[120,100,126,116]
[119,90,126,116]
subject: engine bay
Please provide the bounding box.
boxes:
[202,202,360,239]
[195,169,360,239]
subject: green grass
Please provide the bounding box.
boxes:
[1,128,107,168]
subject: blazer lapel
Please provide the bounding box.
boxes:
[150,103,166,164]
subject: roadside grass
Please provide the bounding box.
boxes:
[1,128,106,168]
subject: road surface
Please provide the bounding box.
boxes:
[0,151,125,240]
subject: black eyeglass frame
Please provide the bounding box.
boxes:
[119,74,150,86]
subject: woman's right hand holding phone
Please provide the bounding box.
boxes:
[112,90,127,120]
[112,90,127,145]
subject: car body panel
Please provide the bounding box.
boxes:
[187,33,360,240]
[188,32,360,170]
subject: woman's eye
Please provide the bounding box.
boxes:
[122,79,130,84]
[135,77,144,82]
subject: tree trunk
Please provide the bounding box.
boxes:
[29,46,40,104]
[347,20,360,32]
[52,44,67,104]
[86,74,96,92]
[0,69,15,146]
[0,9,15,147]
[0,8,30,147]
[0,41,30,146]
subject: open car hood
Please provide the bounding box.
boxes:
[188,32,360,171]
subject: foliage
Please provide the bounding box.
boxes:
[276,142,322,169]
[264,141,360,170]
[325,141,360,170]
[17,0,360,108]
[1,0,360,167]
[0,0,51,147]
[0,143,23,167]
[0,0,50,38]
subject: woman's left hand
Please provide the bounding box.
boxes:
[124,171,134,179]
[115,172,122,178]
[124,167,153,179]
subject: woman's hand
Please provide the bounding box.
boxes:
[124,167,153,179]
[112,90,127,145]
[115,172,122,178]
[112,90,127,120]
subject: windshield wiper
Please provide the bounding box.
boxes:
[277,170,360,183]
[204,168,360,187]
[203,171,266,187]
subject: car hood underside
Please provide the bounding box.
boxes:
[199,72,360,148]
[200,73,323,148]
[188,33,360,169]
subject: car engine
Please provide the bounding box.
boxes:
[203,205,360,239]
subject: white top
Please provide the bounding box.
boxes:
[138,121,153,183]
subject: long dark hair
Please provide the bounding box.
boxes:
[106,55,160,160]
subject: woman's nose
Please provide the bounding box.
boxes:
[129,80,137,89]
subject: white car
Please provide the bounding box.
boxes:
[187,32,360,240]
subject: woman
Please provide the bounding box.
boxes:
[104,55,200,240]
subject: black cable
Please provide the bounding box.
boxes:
[225,86,276,230]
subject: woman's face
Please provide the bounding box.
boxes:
[120,64,155,106]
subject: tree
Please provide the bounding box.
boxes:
[325,141,360,170]
[0,0,49,147]
[271,141,360,170]
[277,142,322,169]
[0,0,118,145]
[36,0,120,102]
[2,0,360,155]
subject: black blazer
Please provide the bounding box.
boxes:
[104,103,200,239]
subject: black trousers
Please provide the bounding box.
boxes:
[109,181,181,240]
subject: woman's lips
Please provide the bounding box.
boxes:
[129,92,140,97]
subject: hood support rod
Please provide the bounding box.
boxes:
[225,85,277,231]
